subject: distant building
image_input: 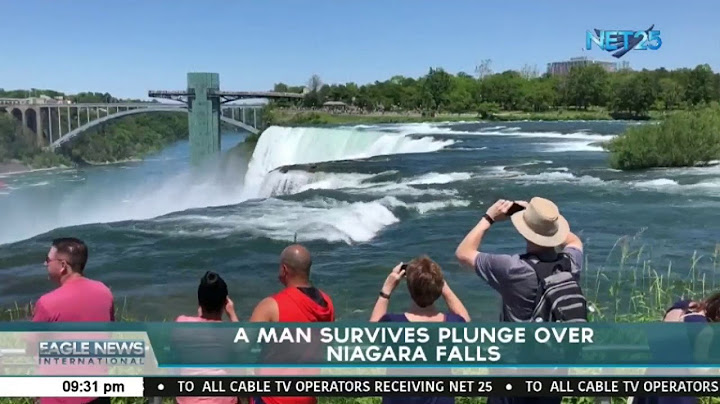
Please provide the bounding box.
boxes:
[0,95,71,105]
[0,98,25,106]
[546,57,618,76]
[322,101,348,111]
[618,60,632,71]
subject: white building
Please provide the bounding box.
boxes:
[546,57,618,76]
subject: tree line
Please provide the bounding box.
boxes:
[0,89,150,103]
[270,63,720,118]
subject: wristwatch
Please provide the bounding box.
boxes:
[379,291,391,299]
[483,214,494,224]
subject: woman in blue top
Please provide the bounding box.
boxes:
[370,255,471,404]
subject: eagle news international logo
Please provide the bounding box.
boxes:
[38,340,146,365]
[586,24,662,58]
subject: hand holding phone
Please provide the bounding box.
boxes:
[506,202,526,216]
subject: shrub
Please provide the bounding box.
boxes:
[605,105,720,170]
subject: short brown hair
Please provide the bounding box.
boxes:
[52,237,88,273]
[405,255,444,308]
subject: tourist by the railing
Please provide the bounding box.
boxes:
[455,197,584,404]
[32,237,114,404]
[175,271,240,404]
[249,244,335,404]
[369,255,469,404]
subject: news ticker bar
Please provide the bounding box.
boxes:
[2,377,720,397]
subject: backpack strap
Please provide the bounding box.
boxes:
[520,253,574,315]
[520,253,572,282]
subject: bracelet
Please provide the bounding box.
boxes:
[379,291,391,299]
[483,214,494,225]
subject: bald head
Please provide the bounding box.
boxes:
[280,244,312,279]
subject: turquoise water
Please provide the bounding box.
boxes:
[1,121,719,321]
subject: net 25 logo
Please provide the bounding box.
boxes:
[38,340,146,365]
[586,24,662,58]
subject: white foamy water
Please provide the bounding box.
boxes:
[541,141,605,153]
[406,172,472,185]
[7,121,712,247]
[148,194,471,244]
[257,169,471,199]
[242,126,455,198]
[632,178,720,194]
[501,131,609,141]
[633,178,680,188]
[0,126,459,244]
[411,199,471,214]
[514,171,607,186]
[514,160,554,167]
[454,146,488,151]
[149,196,405,244]
[257,170,376,197]
[389,123,612,153]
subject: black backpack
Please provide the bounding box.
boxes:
[520,253,588,323]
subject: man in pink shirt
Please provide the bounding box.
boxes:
[34,237,114,322]
[33,237,115,404]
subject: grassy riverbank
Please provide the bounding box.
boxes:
[261,108,680,128]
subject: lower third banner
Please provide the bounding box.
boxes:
[142,377,720,397]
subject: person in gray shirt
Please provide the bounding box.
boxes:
[455,197,583,404]
[455,197,583,322]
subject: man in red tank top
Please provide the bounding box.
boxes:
[249,244,335,404]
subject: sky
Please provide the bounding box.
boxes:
[1,0,719,100]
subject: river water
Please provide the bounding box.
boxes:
[1,121,719,321]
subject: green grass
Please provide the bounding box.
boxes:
[265,110,478,126]
[584,234,720,323]
[489,109,613,122]
[261,108,680,128]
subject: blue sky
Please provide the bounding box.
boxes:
[1,0,718,99]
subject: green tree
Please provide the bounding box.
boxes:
[685,64,716,106]
[609,72,656,117]
[422,68,453,113]
[523,78,557,112]
[658,78,685,110]
[479,71,524,110]
[273,83,290,92]
[447,72,477,113]
[0,115,70,168]
[562,64,610,109]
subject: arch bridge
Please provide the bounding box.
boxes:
[0,102,265,150]
[1,72,304,164]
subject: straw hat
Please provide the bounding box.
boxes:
[510,197,569,247]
